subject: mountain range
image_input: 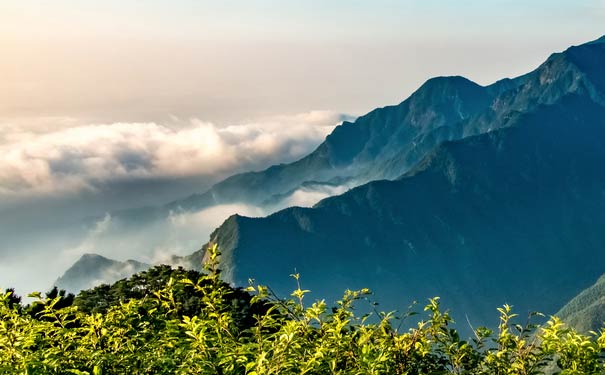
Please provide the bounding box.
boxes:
[58,36,605,331]
[126,36,605,218]
[55,254,149,293]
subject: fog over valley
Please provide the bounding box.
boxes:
[0,111,351,294]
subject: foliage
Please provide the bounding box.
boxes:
[2,246,605,374]
[73,265,268,332]
[25,287,75,319]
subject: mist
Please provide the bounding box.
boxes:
[0,111,352,296]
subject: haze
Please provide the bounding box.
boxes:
[0,0,603,294]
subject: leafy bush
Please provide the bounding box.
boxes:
[2,245,605,374]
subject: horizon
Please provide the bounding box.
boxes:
[1,0,604,295]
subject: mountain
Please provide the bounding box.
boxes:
[112,36,605,228]
[172,76,494,210]
[55,254,149,293]
[54,251,205,294]
[199,37,605,328]
[70,41,530,290]
[160,37,605,213]
[556,274,605,334]
[60,37,605,308]
[112,64,512,224]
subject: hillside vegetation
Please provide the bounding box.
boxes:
[557,274,605,335]
[2,246,605,375]
[60,37,605,321]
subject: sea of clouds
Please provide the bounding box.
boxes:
[0,111,354,295]
[0,111,348,200]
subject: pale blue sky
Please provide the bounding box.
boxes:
[0,1,603,122]
[2,1,602,41]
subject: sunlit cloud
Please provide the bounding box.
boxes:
[58,204,268,269]
[0,110,356,295]
[0,111,352,199]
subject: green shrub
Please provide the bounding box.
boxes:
[2,245,605,374]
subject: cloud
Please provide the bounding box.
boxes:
[276,183,352,209]
[0,110,358,295]
[150,204,267,264]
[0,111,352,199]
[0,179,356,295]
[59,203,266,267]
[60,213,113,259]
[0,201,269,295]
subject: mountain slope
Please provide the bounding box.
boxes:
[212,93,605,326]
[164,76,495,213]
[63,36,605,301]
[115,37,605,225]
[204,66,605,328]
[55,254,149,293]
[557,274,605,334]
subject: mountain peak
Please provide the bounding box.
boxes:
[78,253,109,261]
[561,35,605,93]
[419,75,480,89]
[412,76,484,101]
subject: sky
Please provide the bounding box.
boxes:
[0,0,603,294]
[1,1,603,123]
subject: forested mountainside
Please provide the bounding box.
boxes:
[200,37,605,328]
[557,273,605,334]
[58,38,605,325]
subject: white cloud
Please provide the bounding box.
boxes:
[0,111,350,199]
[150,203,267,264]
[277,184,351,209]
[58,203,267,269]
[60,213,112,259]
[0,111,357,295]
[0,182,354,295]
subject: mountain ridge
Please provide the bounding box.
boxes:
[96,36,605,228]
[206,92,605,328]
[55,254,149,293]
[185,35,605,206]
[195,36,605,328]
[58,37,605,316]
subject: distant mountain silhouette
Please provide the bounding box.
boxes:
[557,273,605,334]
[167,37,604,212]
[55,250,204,294]
[197,36,605,328]
[55,254,149,293]
[60,37,605,328]
[111,60,514,223]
